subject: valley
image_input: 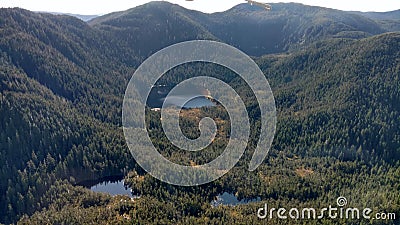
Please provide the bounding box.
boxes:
[0,2,399,224]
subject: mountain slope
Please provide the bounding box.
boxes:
[258,32,400,161]
[0,9,137,223]
[89,1,218,58]
[13,32,400,225]
[90,2,400,56]
[0,52,134,222]
[205,3,390,55]
[0,8,137,124]
[357,10,400,21]
[353,10,400,32]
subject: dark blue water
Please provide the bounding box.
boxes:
[89,179,133,197]
[147,86,215,109]
[87,179,257,205]
[211,192,261,207]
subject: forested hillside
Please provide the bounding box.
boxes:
[0,8,138,223]
[0,2,399,224]
[15,33,400,225]
[90,2,400,56]
[261,33,400,162]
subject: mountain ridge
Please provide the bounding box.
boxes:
[89,1,400,56]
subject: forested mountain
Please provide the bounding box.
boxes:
[90,2,400,56]
[260,32,400,162]
[0,7,138,223]
[0,1,399,224]
[15,32,400,225]
[0,8,139,123]
[204,3,397,55]
[353,10,400,31]
[89,2,218,59]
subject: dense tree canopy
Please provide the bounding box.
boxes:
[0,3,399,224]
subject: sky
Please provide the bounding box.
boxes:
[0,0,399,15]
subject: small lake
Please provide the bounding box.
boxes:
[84,178,258,205]
[162,95,215,109]
[80,177,134,197]
[147,85,215,109]
[90,180,133,197]
[211,192,261,207]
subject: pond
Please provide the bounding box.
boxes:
[80,176,135,197]
[83,177,259,205]
[147,85,215,109]
[90,180,133,197]
[211,192,261,207]
[162,95,215,109]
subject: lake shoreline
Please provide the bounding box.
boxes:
[77,175,125,188]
